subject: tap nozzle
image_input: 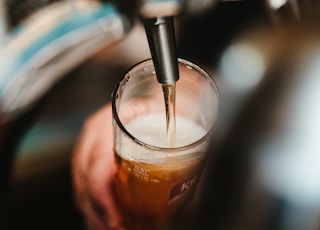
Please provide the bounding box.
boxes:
[143,16,179,84]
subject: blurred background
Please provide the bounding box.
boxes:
[2,0,320,229]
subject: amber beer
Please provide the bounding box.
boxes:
[114,151,206,229]
[112,59,220,229]
[113,114,208,229]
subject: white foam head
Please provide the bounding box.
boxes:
[117,113,208,163]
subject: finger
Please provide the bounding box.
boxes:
[72,104,113,207]
[87,146,121,229]
[71,104,116,230]
[73,103,113,170]
[82,197,108,230]
[73,178,109,230]
[80,104,121,227]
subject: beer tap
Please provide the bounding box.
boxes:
[140,1,181,85]
[143,16,179,85]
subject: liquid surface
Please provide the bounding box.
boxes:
[125,113,206,149]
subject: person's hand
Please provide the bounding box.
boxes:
[72,98,160,230]
[72,103,121,230]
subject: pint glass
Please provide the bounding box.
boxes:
[111,58,220,229]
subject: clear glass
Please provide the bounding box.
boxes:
[112,58,220,229]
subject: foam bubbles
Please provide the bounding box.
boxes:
[125,113,206,148]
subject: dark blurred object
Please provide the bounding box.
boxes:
[177,0,270,68]
[5,0,62,28]
[189,8,320,230]
[6,59,126,230]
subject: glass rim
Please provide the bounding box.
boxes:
[111,58,221,152]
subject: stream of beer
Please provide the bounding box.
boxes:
[162,84,176,148]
